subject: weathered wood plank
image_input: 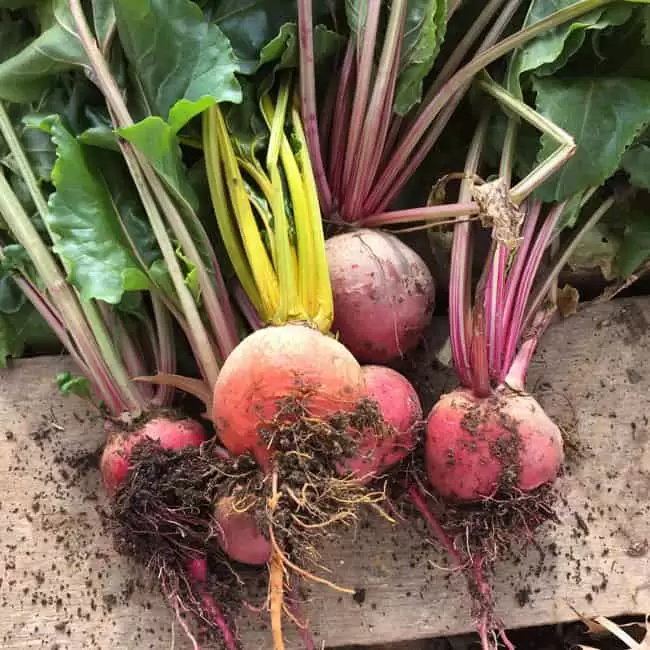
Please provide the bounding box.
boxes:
[1,298,650,650]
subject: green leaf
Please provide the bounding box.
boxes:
[0,312,23,367]
[616,209,650,276]
[113,0,241,128]
[91,0,116,49]
[0,10,32,63]
[0,299,58,368]
[567,220,620,280]
[621,144,650,190]
[394,0,448,116]
[42,116,151,303]
[212,0,333,75]
[0,271,25,314]
[0,0,89,102]
[507,2,634,94]
[532,76,650,201]
[258,23,343,94]
[117,117,200,213]
[345,0,367,37]
[260,23,342,69]
[640,5,650,44]
[56,371,92,399]
[175,243,200,301]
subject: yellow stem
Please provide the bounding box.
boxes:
[291,103,334,332]
[212,106,280,321]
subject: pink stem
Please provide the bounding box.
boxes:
[501,202,565,378]
[361,202,479,227]
[328,42,355,207]
[341,1,381,210]
[381,115,403,169]
[484,244,507,380]
[499,628,516,650]
[345,0,406,220]
[298,0,333,216]
[359,27,403,212]
[501,201,542,334]
[367,87,465,214]
[449,118,488,388]
[503,306,555,392]
[14,275,89,376]
[366,0,523,215]
[470,302,491,397]
[233,282,263,331]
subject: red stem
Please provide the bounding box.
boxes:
[484,244,507,381]
[233,282,263,331]
[501,202,565,379]
[503,306,555,392]
[366,0,523,214]
[359,26,403,213]
[501,201,542,341]
[298,0,333,216]
[14,275,94,379]
[345,0,406,220]
[449,117,488,388]
[470,302,491,397]
[361,202,479,227]
[341,1,381,212]
[328,42,355,207]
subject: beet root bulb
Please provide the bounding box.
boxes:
[326,229,435,364]
[337,365,421,482]
[425,388,564,502]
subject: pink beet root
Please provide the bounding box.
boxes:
[326,229,435,364]
[215,496,271,565]
[425,388,564,502]
[101,416,206,496]
[338,365,421,482]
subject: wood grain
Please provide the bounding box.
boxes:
[1,298,649,650]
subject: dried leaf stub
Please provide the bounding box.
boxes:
[471,178,524,249]
[557,284,580,317]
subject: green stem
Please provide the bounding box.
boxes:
[0,169,132,414]
[69,0,223,386]
[151,293,175,407]
[0,104,49,220]
[0,100,148,409]
[81,298,145,405]
[428,0,509,99]
[476,74,576,204]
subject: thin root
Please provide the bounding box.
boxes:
[270,536,286,650]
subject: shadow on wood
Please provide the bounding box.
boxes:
[1,298,649,649]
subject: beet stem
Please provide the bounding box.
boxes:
[328,42,355,205]
[369,0,610,211]
[449,117,489,388]
[340,1,381,213]
[297,0,333,216]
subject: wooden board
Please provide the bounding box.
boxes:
[1,297,650,650]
